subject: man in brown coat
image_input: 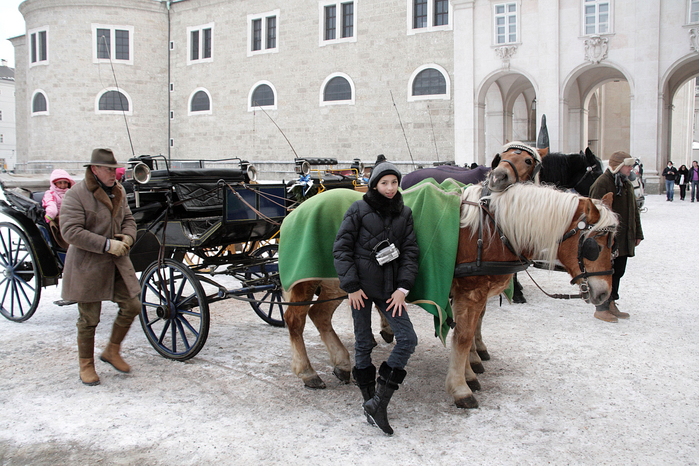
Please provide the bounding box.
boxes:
[589,150,644,323]
[60,148,141,385]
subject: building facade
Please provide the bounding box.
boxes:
[11,0,699,193]
[0,60,16,170]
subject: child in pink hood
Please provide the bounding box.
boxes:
[42,169,76,223]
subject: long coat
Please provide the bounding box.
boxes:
[60,169,140,302]
[589,169,644,257]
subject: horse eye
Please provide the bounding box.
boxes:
[525,158,533,166]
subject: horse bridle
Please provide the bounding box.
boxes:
[572,153,599,193]
[559,214,615,291]
[496,145,542,184]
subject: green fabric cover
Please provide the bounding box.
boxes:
[279,178,465,343]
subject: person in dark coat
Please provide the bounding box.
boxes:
[662,161,678,201]
[333,161,419,435]
[689,160,699,202]
[60,148,141,386]
[589,151,644,323]
[677,164,689,201]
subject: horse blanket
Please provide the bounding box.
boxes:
[279,179,466,343]
[401,165,490,190]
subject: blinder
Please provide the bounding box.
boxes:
[560,215,615,288]
[581,237,601,262]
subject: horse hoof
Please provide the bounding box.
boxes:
[467,379,481,392]
[477,350,491,361]
[332,367,351,383]
[303,376,326,389]
[470,362,485,374]
[380,330,394,343]
[455,395,479,409]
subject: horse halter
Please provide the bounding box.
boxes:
[572,152,599,193]
[498,145,542,184]
[559,215,615,292]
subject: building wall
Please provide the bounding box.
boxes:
[15,0,454,171]
[0,75,16,169]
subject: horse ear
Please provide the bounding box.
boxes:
[537,147,548,158]
[583,198,602,224]
[491,154,501,169]
[600,192,613,209]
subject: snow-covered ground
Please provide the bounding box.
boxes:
[0,193,697,465]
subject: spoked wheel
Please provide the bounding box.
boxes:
[245,244,285,327]
[0,223,41,322]
[139,259,209,360]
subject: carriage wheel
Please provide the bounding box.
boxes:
[245,244,285,327]
[139,259,210,361]
[0,223,41,322]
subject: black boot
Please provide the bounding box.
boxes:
[362,362,406,435]
[352,364,376,402]
[512,274,527,304]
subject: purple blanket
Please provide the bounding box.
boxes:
[401,165,490,189]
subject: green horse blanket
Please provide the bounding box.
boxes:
[279,179,465,343]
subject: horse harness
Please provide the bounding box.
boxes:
[454,191,615,300]
[496,144,542,184]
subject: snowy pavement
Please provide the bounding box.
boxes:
[0,193,697,465]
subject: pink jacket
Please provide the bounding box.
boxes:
[42,169,76,221]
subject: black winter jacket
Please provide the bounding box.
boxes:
[333,189,419,300]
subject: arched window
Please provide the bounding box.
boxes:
[324,76,351,101]
[413,68,446,96]
[32,91,48,114]
[189,88,212,115]
[99,90,129,111]
[408,65,450,102]
[248,81,277,111]
[252,84,274,107]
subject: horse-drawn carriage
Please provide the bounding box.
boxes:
[0,155,366,361]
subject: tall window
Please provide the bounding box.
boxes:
[189,89,212,115]
[408,0,451,34]
[249,81,278,111]
[320,73,355,106]
[32,91,48,114]
[691,0,699,23]
[583,0,610,35]
[248,11,279,56]
[28,27,48,65]
[494,3,518,44]
[92,25,133,64]
[188,24,214,64]
[320,2,355,45]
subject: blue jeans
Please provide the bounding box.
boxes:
[692,181,699,201]
[665,180,675,200]
[352,297,418,370]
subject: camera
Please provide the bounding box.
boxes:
[375,243,400,266]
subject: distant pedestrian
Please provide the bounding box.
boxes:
[689,161,699,203]
[677,164,689,201]
[662,161,678,201]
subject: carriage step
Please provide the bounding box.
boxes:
[53,300,77,307]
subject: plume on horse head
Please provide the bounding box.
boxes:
[459,183,618,266]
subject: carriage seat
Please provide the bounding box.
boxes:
[146,168,247,214]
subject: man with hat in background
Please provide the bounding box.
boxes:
[589,150,644,323]
[60,148,140,385]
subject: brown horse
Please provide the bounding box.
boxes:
[281,182,617,408]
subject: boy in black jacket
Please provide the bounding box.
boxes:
[333,161,419,435]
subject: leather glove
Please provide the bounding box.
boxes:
[114,234,134,248]
[108,239,130,257]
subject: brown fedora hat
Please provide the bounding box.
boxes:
[84,148,122,168]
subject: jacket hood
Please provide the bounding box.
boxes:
[50,169,76,188]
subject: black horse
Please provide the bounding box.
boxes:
[539,147,603,197]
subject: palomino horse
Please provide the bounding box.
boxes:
[279,182,617,408]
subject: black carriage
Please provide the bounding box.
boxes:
[0,155,367,361]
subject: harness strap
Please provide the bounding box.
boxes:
[454,261,530,277]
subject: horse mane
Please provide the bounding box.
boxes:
[460,183,618,265]
[539,151,578,186]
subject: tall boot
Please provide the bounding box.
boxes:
[594,301,617,323]
[608,300,630,319]
[362,362,406,435]
[77,337,100,386]
[100,323,131,373]
[352,364,376,402]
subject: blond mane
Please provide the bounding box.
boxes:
[460,183,618,265]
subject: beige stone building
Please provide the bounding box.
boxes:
[11,0,699,193]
